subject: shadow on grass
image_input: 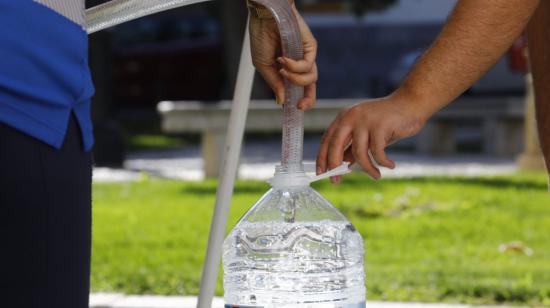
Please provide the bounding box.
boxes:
[180,174,547,196]
[314,175,548,191]
[439,283,550,305]
[180,181,270,195]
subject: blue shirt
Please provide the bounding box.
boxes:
[0,0,95,150]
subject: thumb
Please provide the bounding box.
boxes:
[343,145,356,166]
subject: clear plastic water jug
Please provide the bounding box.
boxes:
[222,165,366,308]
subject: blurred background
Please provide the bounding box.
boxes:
[87,0,550,306]
[87,0,542,179]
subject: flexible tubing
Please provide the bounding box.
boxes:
[86,0,304,171]
[197,22,256,308]
[85,0,213,34]
[251,0,305,172]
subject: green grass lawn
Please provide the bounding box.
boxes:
[126,134,187,151]
[91,173,550,305]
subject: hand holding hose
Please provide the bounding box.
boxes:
[249,2,318,110]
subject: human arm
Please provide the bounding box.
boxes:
[248,0,318,110]
[526,1,550,176]
[316,0,541,182]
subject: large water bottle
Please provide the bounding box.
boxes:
[222,166,366,308]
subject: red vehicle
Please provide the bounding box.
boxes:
[509,33,529,74]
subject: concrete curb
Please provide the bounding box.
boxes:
[90,293,225,308]
[89,293,521,308]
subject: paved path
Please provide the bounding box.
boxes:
[92,136,516,183]
[90,293,519,308]
[92,139,516,182]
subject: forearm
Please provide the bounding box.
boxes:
[396,0,540,119]
[527,1,550,173]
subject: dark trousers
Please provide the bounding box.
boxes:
[0,116,92,308]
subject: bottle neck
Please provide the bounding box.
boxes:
[269,164,310,188]
[268,162,352,188]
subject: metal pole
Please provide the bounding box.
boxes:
[197,20,255,308]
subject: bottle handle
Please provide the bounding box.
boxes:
[304,162,352,183]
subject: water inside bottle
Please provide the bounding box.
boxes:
[223,220,366,308]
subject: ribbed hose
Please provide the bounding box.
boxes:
[251,0,305,172]
[86,0,213,34]
[87,0,304,172]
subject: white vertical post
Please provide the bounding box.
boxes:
[197,20,255,308]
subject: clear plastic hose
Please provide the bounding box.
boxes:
[85,0,213,34]
[87,0,305,173]
[251,0,305,173]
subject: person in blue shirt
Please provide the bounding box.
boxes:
[0,0,317,307]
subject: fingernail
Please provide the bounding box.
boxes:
[276,95,284,105]
[316,167,322,175]
[277,57,285,64]
[279,69,288,76]
[335,176,342,184]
